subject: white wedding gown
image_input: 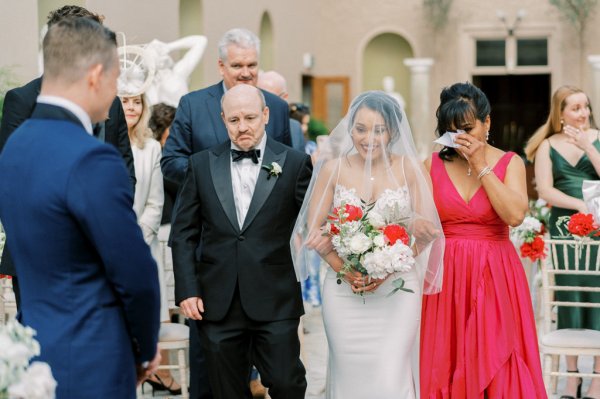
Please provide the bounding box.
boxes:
[322,185,422,399]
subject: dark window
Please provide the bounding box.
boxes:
[476,40,506,67]
[517,39,548,66]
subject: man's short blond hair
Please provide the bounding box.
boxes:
[43,17,117,85]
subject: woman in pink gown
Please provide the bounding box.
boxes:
[420,82,547,398]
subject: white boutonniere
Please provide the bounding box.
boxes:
[262,161,282,179]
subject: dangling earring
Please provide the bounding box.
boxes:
[486,131,490,142]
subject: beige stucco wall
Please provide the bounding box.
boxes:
[0,0,39,84]
[2,0,600,123]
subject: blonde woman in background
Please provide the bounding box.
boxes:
[525,85,600,399]
[121,94,181,395]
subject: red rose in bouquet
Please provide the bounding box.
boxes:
[327,204,363,235]
[383,224,410,245]
[520,235,546,262]
[567,213,600,237]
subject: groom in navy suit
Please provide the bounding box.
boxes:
[171,84,310,399]
[0,19,160,399]
[0,4,135,310]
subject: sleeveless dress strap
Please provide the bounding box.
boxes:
[493,151,517,181]
[430,152,442,179]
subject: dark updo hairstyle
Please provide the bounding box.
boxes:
[436,82,491,161]
[349,91,403,146]
[149,103,176,142]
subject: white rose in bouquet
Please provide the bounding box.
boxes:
[367,210,386,229]
[388,242,415,273]
[372,234,386,248]
[348,233,371,254]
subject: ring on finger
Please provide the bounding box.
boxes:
[466,142,471,147]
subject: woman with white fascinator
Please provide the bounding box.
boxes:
[118,51,183,395]
[292,91,444,398]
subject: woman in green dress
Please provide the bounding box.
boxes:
[525,85,600,399]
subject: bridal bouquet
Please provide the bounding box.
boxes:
[0,320,56,399]
[327,189,415,296]
[511,216,546,263]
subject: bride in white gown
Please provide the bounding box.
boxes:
[291,91,444,398]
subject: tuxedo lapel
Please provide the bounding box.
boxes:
[241,139,287,232]
[209,144,240,233]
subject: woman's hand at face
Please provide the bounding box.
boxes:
[454,133,487,171]
[564,124,593,152]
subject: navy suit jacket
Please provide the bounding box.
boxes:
[161,81,292,184]
[170,138,312,321]
[0,104,160,399]
[0,77,135,277]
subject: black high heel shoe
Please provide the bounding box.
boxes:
[144,373,182,396]
[560,369,582,399]
[582,370,600,399]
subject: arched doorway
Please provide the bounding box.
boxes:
[259,11,274,71]
[362,32,413,114]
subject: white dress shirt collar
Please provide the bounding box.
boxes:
[36,95,93,135]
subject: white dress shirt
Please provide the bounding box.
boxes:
[231,134,267,228]
[37,95,93,135]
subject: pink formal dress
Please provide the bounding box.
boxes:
[420,152,547,399]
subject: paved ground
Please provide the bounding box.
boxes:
[137,301,595,398]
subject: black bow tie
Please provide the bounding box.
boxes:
[231,148,260,164]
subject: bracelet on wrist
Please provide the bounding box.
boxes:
[477,166,492,179]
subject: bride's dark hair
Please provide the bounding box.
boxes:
[348,91,402,146]
[436,82,491,161]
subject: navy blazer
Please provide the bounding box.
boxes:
[0,77,135,278]
[0,104,160,399]
[161,81,292,184]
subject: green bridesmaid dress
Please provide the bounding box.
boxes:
[548,138,600,330]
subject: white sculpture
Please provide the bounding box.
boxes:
[382,76,406,110]
[143,35,208,107]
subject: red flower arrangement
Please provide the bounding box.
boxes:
[520,236,546,262]
[567,213,600,237]
[327,204,363,235]
[511,216,546,263]
[383,224,410,245]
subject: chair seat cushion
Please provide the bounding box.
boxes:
[542,328,600,349]
[159,323,189,342]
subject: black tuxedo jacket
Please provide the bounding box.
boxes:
[0,77,135,277]
[170,138,312,322]
[161,81,292,185]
